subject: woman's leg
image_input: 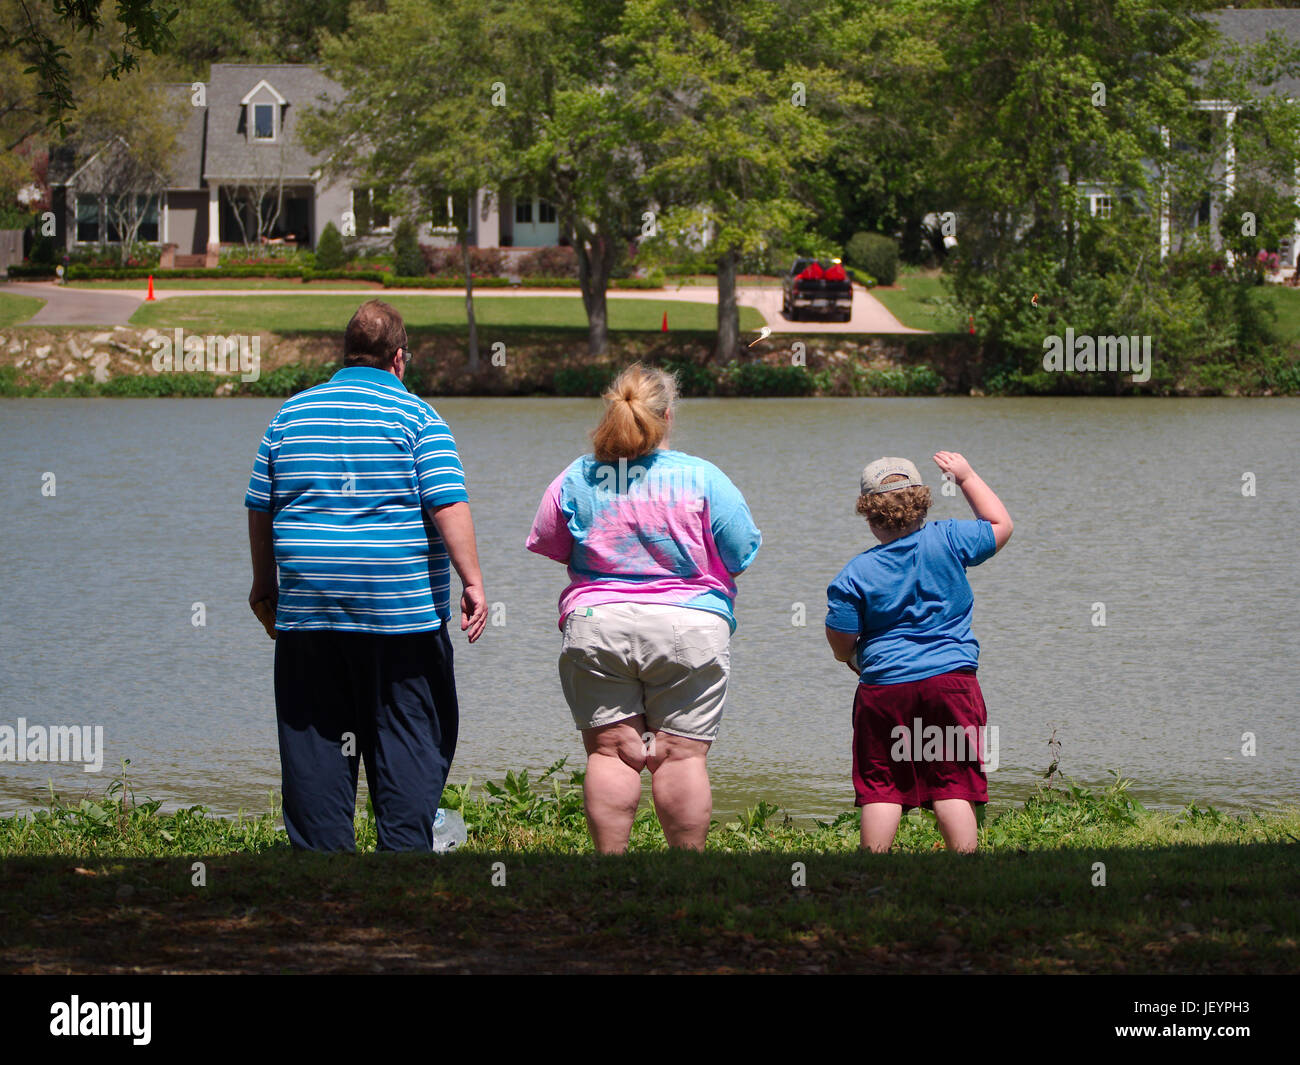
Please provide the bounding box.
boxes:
[581,717,648,854]
[860,802,902,852]
[932,798,978,852]
[648,732,712,849]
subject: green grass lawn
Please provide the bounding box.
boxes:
[870,269,964,333]
[1,766,1296,973]
[0,290,46,327]
[129,294,764,334]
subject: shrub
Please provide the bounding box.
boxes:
[383,275,510,288]
[553,365,616,396]
[513,246,578,278]
[723,361,816,396]
[660,357,716,396]
[6,263,57,278]
[846,232,898,286]
[392,220,426,277]
[219,243,303,264]
[242,363,337,397]
[301,268,388,284]
[423,244,506,277]
[28,226,58,265]
[314,222,347,270]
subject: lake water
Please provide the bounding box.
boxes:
[1,396,1297,820]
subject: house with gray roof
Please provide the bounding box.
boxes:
[47,62,559,262]
[50,64,358,261]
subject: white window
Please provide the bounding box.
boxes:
[1091,194,1112,219]
[538,200,556,224]
[253,103,276,141]
[515,199,533,224]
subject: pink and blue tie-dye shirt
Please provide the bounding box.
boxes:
[525,449,762,631]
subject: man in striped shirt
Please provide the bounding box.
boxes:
[245,299,487,852]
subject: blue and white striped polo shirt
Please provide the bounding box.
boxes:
[244,365,469,633]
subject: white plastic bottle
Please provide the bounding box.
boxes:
[431,808,467,852]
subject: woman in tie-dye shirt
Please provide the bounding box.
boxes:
[526,363,761,853]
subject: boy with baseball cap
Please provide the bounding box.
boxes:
[824,452,1013,852]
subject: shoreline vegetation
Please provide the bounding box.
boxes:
[2,323,1298,399]
[3,277,1300,397]
[2,762,1296,973]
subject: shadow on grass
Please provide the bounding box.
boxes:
[2,842,1295,974]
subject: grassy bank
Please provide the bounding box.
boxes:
[1,764,1296,973]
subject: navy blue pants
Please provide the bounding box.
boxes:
[274,626,459,852]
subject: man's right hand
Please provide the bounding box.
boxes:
[460,583,488,643]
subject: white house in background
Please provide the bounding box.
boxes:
[1074,9,1300,271]
[47,63,564,262]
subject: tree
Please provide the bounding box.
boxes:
[931,0,1300,392]
[305,0,652,361]
[619,0,841,361]
[302,0,510,370]
[219,140,290,253]
[60,67,184,263]
[0,0,179,130]
[489,0,646,357]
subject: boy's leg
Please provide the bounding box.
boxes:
[860,802,903,852]
[915,671,988,853]
[932,799,978,852]
[274,630,362,852]
[364,626,460,853]
[581,717,648,854]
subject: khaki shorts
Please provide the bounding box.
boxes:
[558,602,731,742]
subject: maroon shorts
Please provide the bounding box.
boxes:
[851,668,989,810]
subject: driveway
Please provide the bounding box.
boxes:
[0,281,141,326]
[735,284,921,334]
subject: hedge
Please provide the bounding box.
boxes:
[65,265,301,280]
[380,275,512,288]
[4,264,58,278]
[300,269,390,284]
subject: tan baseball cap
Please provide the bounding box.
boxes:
[861,457,924,495]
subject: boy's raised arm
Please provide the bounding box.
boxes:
[933,451,1013,551]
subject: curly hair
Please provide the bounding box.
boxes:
[856,474,932,533]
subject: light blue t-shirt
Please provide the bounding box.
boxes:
[826,519,996,684]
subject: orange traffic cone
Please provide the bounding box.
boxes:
[146,275,156,301]
[661,310,668,332]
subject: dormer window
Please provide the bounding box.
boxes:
[240,80,287,143]
[253,103,275,141]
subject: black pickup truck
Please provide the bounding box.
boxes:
[781,258,853,321]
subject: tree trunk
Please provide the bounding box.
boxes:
[714,247,740,362]
[576,227,612,357]
[461,219,479,372]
